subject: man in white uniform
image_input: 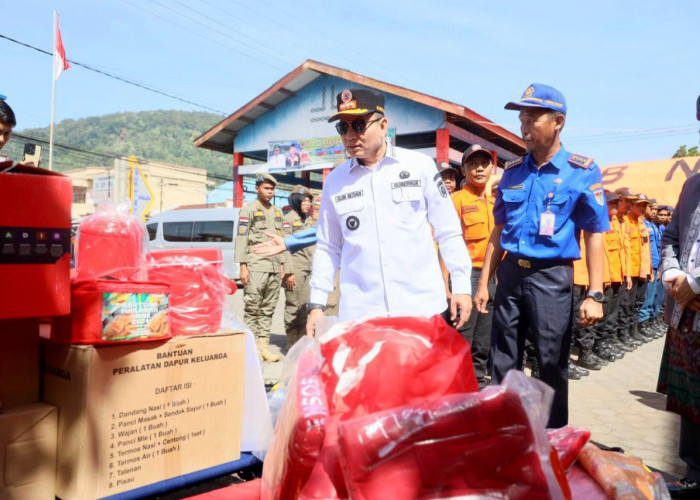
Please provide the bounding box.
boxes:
[306,88,472,334]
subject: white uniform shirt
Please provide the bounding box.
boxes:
[309,142,472,321]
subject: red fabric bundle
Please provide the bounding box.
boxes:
[76,209,144,280]
[298,315,478,498]
[337,382,566,499]
[319,315,479,419]
[145,249,235,335]
[262,349,328,500]
[547,426,591,470]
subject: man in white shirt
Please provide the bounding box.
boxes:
[306,88,472,335]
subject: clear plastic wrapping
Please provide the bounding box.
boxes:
[547,426,591,471]
[302,314,480,498]
[145,249,235,335]
[262,347,328,500]
[318,314,479,418]
[336,370,568,500]
[578,442,670,499]
[75,202,147,280]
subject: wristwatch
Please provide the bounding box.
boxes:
[306,303,327,313]
[586,291,605,303]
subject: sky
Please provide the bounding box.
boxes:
[1,0,699,167]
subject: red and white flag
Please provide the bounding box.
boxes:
[53,15,70,81]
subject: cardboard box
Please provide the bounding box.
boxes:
[0,403,58,500]
[0,320,40,410]
[0,163,72,319]
[42,332,245,500]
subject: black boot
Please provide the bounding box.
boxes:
[607,338,627,357]
[638,320,656,341]
[567,359,582,380]
[578,346,603,370]
[594,342,620,362]
[618,332,637,350]
[652,317,666,337]
[630,323,648,343]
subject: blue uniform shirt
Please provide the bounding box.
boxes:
[644,219,661,268]
[494,146,610,260]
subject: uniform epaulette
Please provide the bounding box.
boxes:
[504,157,524,170]
[568,154,594,169]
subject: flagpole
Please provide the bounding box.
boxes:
[48,10,57,171]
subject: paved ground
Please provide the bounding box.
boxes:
[568,335,685,478]
[227,290,685,479]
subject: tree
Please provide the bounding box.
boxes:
[672,145,700,158]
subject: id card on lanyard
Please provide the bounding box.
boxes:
[539,192,555,236]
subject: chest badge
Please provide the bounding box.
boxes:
[346,215,360,231]
[399,170,410,179]
[554,178,562,184]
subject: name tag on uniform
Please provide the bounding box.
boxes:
[539,212,555,236]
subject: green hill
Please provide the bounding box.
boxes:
[11,110,233,183]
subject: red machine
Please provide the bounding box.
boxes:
[0,163,72,319]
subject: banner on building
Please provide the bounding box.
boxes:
[267,136,345,173]
[600,156,700,207]
[265,129,397,174]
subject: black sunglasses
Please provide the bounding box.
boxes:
[335,117,382,135]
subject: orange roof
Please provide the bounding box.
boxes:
[194,59,525,156]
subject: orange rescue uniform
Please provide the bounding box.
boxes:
[622,214,642,278]
[604,217,625,284]
[451,184,494,269]
[573,234,589,287]
[638,219,652,278]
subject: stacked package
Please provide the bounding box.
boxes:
[258,314,670,500]
[261,315,571,499]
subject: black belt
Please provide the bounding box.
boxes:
[505,253,573,270]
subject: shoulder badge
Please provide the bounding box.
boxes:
[504,157,524,171]
[568,154,594,169]
[282,222,290,228]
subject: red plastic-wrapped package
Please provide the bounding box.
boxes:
[75,204,146,280]
[262,349,328,500]
[299,417,346,500]
[318,315,479,419]
[297,315,479,498]
[50,279,172,345]
[578,443,669,499]
[547,426,591,470]
[336,371,568,500]
[145,249,235,335]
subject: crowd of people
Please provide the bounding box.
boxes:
[233,85,698,489]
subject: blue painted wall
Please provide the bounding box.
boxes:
[234,74,445,153]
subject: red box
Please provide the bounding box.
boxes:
[49,279,172,345]
[0,163,72,319]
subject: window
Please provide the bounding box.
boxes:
[146,223,158,241]
[163,222,193,242]
[192,221,233,242]
[73,187,87,204]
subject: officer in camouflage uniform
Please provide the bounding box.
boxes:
[282,186,315,349]
[235,173,285,362]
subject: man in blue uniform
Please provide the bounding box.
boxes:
[639,198,663,338]
[474,83,609,428]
